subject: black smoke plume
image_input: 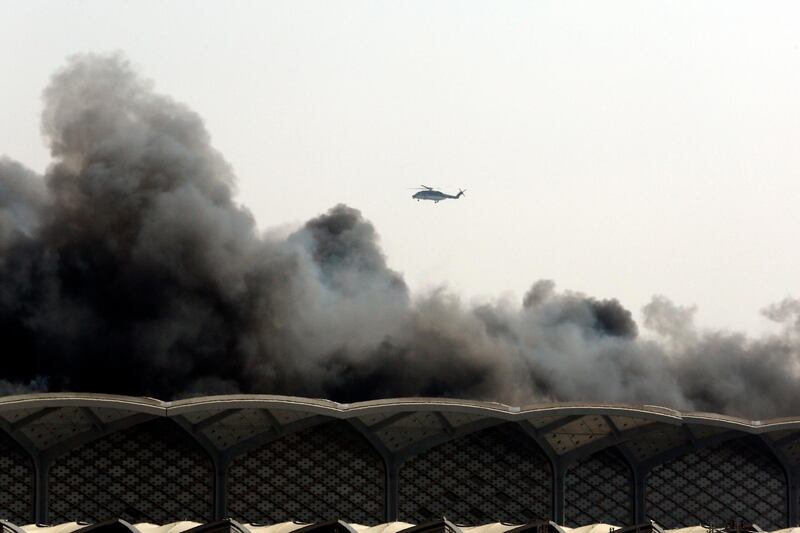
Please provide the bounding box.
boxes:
[2,54,800,418]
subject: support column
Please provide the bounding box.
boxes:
[34,455,49,524]
[634,466,647,524]
[385,458,400,522]
[787,466,798,527]
[553,462,565,525]
[214,457,228,520]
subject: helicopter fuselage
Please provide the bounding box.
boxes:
[412,190,461,202]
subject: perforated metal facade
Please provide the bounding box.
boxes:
[48,418,213,524]
[227,420,385,525]
[2,395,800,529]
[0,431,33,524]
[564,448,633,527]
[398,423,552,524]
[645,437,787,530]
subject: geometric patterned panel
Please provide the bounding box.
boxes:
[0,431,34,524]
[374,412,447,453]
[626,425,689,462]
[227,421,384,525]
[544,416,612,455]
[398,423,551,525]
[564,448,633,527]
[19,407,96,450]
[645,437,787,530]
[48,419,213,524]
[199,409,271,450]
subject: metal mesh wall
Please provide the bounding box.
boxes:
[0,431,34,524]
[227,420,385,525]
[48,418,213,524]
[645,437,787,530]
[564,448,633,527]
[398,423,552,525]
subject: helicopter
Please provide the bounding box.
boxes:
[411,185,466,203]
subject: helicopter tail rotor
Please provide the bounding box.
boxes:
[457,189,467,198]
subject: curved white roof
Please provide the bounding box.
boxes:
[1,393,798,464]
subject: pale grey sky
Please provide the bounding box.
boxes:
[1,0,799,335]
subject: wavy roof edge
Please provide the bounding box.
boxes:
[0,393,797,430]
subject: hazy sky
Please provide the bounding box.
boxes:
[1,0,799,335]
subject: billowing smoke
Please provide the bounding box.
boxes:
[2,54,800,418]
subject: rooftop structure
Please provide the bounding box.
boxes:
[1,395,799,529]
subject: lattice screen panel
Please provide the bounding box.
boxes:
[564,448,633,527]
[0,431,33,524]
[645,437,786,530]
[227,420,384,525]
[48,419,213,524]
[398,423,552,525]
